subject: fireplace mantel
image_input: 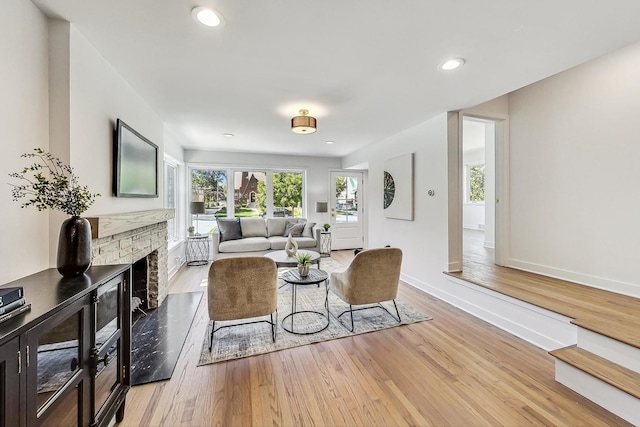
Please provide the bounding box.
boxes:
[86,209,175,239]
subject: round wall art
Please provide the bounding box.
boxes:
[383,171,395,209]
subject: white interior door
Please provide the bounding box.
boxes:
[330,171,363,250]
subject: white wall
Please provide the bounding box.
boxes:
[0,0,50,283]
[68,25,165,215]
[509,41,640,297]
[42,22,166,265]
[184,150,342,225]
[343,114,450,289]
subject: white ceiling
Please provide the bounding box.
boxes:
[32,0,640,158]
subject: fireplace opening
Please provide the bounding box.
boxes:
[132,255,151,323]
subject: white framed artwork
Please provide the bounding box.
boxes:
[383,153,414,220]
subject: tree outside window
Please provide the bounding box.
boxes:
[256,172,303,217]
[468,164,485,202]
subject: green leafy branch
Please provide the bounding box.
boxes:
[9,148,100,216]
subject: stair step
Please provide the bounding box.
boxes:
[549,345,640,399]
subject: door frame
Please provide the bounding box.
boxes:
[329,170,365,250]
[447,111,510,271]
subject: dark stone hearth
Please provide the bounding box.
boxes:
[130,292,202,385]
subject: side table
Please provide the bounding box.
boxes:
[186,234,210,266]
[320,231,332,257]
[281,269,329,335]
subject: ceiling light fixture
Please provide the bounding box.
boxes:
[191,6,223,27]
[326,140,334,144]
[291,109,317,134]
[223,133,234,137]
[440,58,465,71]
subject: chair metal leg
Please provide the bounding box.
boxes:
[209,320,215,352]
[335,300,401,333]
[270,310,278,342]
[336,304,355,332]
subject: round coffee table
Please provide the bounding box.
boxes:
[281,268,329,335]
[264,250,321,268]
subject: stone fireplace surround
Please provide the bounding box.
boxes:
[87,209,174,309]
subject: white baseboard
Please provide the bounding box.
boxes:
[400,273,576,351]
[508,258,640,299]
[555,360,640,426]
[577,328,640,373]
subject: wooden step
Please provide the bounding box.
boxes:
[549,345,640,399]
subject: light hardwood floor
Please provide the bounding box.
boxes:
[453,229,640,348]
[120,250,630,426]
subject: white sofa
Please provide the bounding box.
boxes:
[212,217,321,259]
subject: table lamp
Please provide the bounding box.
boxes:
[190,201,205,235]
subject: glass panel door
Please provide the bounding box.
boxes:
[330,171,363,250]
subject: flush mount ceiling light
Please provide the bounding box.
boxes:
[191,6,223,27]
[326,140,334,144]
[223,133,234,137]
[439,58,465,71]
[291,109,317,134]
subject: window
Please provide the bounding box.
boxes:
[465,164,485,203]
[164,157,180,241]
[190,168,228,233]
[265,171,303,217]
[334,175,358,223]
[189,167,306,223]
[234,171,265,217]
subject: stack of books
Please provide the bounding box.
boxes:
[0,287,31,324]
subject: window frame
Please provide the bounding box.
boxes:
[188,165,307,224]
[164,155,183,246]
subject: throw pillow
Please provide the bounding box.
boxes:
[283,221,304,237]
[217,218,242,242]
[302,221,316,238]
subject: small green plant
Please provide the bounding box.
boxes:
[296,252,312,265]
[187,226,195,234]
[323,223,330,231]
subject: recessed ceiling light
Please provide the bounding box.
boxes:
[326,141,334,144]
[223,133,234,138]
[192,6,223,27]
[439,58,465,71]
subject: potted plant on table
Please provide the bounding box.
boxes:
[295,252,312,278]
[322,223,331,232]
[187,226,195,236]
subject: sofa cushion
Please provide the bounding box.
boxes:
[284,221,304,237]
[302,221,316,238]
[266,217,287,237]
[217,218,242,242]
[240,217,268,237]
[268,236,317,250]
[219,237,271,253]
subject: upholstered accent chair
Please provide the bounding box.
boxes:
[207,257,278,350]
[329,247,403,332]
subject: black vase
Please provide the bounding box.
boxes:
[57,216,92,277]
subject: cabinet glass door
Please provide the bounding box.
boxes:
[36,312,81,410]
[93,276,124,415]
[0,337,20,427]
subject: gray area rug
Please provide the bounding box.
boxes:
[198,257,432,366]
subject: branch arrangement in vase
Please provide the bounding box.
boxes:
[8,148,100,216]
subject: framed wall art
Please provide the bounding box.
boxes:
[383,153,414,220]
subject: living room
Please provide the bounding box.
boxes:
[2,1,640,426]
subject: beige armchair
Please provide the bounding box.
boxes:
[330,247,403,332]
[208,257,278,350]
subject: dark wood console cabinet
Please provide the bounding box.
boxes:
[0,265,131,427]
